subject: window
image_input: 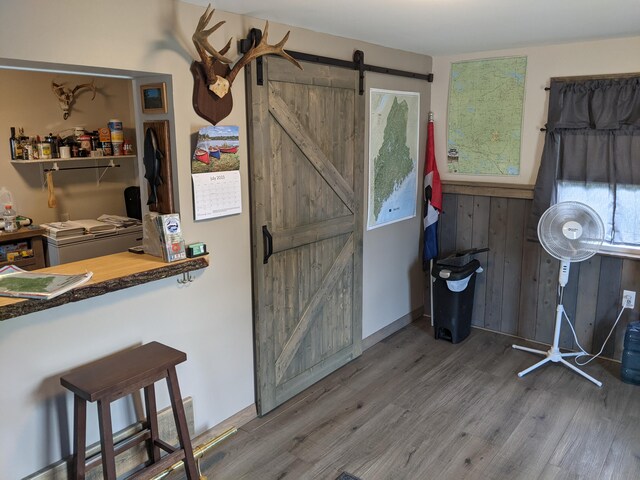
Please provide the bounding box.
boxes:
[530,75,640,258]
[556,180,640,257]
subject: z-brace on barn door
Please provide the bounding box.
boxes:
[247,56,364,415]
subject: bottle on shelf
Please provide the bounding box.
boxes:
[19,129,30,160]
[3,204,18,233]
[9,127,18,160]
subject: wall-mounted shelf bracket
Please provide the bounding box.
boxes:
[41,159,121,189]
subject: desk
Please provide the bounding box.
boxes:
[0,252,209,321]
[0,227,46,270]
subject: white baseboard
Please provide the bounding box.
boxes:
[363,307,424,350]
[191,403,257,446]
[26,397,194,480]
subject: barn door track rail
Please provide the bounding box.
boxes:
[239,28,433,95]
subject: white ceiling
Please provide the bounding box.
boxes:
[185,0,640,56]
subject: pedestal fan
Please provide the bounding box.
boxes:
[512,201,605,387]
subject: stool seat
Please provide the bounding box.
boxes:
[60,342,198,480]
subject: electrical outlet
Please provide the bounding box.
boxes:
[623,290,636,309]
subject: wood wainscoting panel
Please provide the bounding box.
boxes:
[436,191,640,361]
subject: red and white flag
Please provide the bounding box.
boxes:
[423,113,442,267]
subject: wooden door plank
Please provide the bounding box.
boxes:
[484,197,508,332]
[593,256,622,358]
[272,216,354,253]
[275,235,354,383]
[455,194,474,251]
[351,75,365,361]
[501,198,525,334]
[535,250,560,344]
[439,193,458,258]
[246,62,278,414]
[573,255,601,353]
[471,196,490,327]
[267,57,357,89]
[517,239,541,340]
[615,258,640,359]
[268,85,356,213]
[517,201,540,339]
[559,261,580,349]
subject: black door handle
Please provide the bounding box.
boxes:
[262,225,273,264]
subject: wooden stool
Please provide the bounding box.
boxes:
[60,342,198,480]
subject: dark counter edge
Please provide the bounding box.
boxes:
[0,256,209,321]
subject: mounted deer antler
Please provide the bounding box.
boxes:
[51,80,97,120]
[190,5,302,124]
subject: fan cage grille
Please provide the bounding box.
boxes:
[537,201,605,262]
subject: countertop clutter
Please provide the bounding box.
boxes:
[0,251,209,321]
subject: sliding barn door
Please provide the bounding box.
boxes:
[247,57,364,415]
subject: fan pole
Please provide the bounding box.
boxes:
[512,276,603,386]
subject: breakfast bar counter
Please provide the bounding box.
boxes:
[0,252,209,321]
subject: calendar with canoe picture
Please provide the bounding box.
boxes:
[192,125,240,173]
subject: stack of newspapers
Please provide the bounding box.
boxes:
[40,222,86,239]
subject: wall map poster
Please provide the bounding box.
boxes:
[367,89,420,230]
[447,56,527,175]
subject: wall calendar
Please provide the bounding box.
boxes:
[191,125,241,220]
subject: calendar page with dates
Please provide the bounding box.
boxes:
[192,170,242,220]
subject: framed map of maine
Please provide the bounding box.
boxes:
[367,89,420,230]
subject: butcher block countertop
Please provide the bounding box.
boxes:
[0,252,209,321]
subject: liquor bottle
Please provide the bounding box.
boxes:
[9,127,18,160]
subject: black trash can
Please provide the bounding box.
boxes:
[621,321,640,385]
[431,252,483,344]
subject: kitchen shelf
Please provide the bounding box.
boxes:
[10,155,136,165]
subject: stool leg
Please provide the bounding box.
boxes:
[97,400,117,480]
[72,396,87,480]
[166,367,198,480]
[144,384,162,464]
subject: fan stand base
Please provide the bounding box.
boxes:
[511,305,603,387]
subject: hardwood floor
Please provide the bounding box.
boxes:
[195,319,640,479]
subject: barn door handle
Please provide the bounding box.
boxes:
[262,225,273,264]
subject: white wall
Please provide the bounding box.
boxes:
[431,36,640,185]
[362,73,431,339]
[0,1,431,477]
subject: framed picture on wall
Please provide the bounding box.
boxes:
[140,83,167,114]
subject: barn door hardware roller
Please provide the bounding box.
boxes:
[239,29,433,95]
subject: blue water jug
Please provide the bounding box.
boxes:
[621,321,640,385]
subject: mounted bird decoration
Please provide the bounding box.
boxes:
[190,4,302,124]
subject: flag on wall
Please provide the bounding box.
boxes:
[423,113,442,268]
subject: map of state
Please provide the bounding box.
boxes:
[447,56,527,175]
[368,89,420,230]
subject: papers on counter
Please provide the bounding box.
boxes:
[41,215,142,238]
[0,264,93,300]
[40,222,85,239]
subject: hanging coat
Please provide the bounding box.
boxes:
[143,127,163,206]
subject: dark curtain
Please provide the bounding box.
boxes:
[528,77,640,240]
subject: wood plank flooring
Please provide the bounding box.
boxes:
[195,319,640,479]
